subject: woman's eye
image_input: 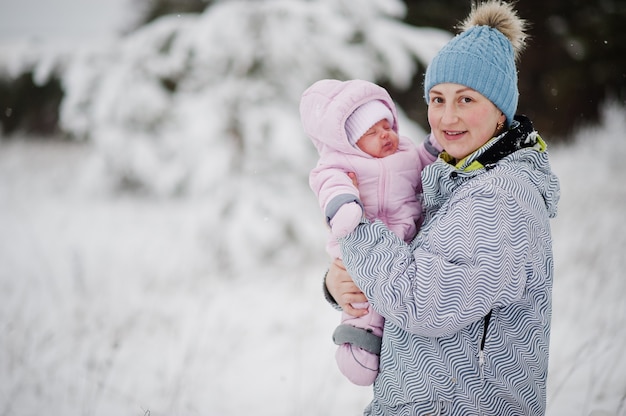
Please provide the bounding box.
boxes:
[461,97,473,103]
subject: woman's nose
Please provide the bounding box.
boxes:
[441,104,458,124]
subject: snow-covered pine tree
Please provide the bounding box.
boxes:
[59,0,450,274]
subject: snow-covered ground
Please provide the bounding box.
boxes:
[0,103,625,416]
[0,136,364,415]
[543,103,626,416]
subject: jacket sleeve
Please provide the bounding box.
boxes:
[340,181,531,337]
[309,162,360,223]
[322,270,343,311]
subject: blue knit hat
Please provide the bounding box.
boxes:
[424,2,526,127]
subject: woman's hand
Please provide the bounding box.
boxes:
[326,258,368,317]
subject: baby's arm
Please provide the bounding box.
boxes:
[329,201,363,238]
[310,164,363,237]
[416,133,443,167]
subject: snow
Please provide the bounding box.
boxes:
[543,103,626,416]
[0,137,364,415]
[0,0,132,42]
[0,0,625,414]
[4,0,446,276]
[1,103,625,416]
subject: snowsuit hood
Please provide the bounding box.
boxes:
[300,79,399,156]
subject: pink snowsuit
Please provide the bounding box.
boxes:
[300,79,439,385]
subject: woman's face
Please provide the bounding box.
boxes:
[427,83,506,160]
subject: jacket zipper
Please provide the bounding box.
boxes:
[479,309,493,380]
[378,159,386,217]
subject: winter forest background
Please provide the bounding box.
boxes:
[0,0,625,415]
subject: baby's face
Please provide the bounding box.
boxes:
[356,119,399,158]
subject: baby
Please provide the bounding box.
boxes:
[300,79,439,385]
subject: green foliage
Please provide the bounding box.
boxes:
[0,72,63,136]
[131,0,211,28]
[517,0,626,139]
[396,0,626,140]
[1,0,623,141]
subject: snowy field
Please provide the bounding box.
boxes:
[1,0,625,414]
[0,103,625,416]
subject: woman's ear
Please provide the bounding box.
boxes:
[496,113,507,134]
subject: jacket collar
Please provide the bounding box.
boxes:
[439,115,545,173]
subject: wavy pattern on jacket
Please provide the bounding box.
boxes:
[340,122,560,415]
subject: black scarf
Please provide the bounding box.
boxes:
[475,115,538,169]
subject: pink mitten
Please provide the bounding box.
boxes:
[330,202,363,238]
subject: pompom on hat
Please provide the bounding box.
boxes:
[345,100,394,146]
[424,1,528,127]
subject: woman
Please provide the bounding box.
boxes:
[325,1,560,415]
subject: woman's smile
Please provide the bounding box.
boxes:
[443,130,466,139]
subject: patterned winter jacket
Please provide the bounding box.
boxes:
[340,116,560,416]
[300,79,439,257]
